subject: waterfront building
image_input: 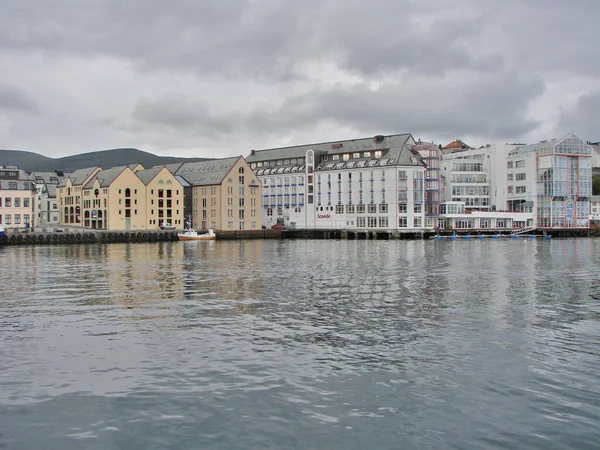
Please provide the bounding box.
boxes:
[437,201,533,231]
[0,165,36,230]
[57,166,102,226]
[78,165,185,231]
[506,133,592,229]
[246,134,429,231]
[171,156,261,231]
[441,144,518,213]
[136,166,185,229]
[81,166,146,230]
[32,171,64,227]
[413,142,443,227]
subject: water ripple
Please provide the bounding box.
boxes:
[1,239,599,449]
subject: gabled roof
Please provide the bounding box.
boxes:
[110,163,144,172]
[83,166,127,189]
[174,175,191,187]
[135,167,163,186]
[175,157,241,186]
[58,166,100,187]
[443,139,472,150]
[246,133,415,164]
[160,163,184,174]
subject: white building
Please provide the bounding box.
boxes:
[441,144,518,212]
[246,134,429,231]
[506,133,592,229]
[32,171,65,228]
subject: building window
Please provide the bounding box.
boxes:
[368,204,377,213]
[379,203,388,213]
[507,173,513,181]
[5,198,11,207]
[378,217,388,227]
[414,203,422,214]
[399,217,407,227]
[507,161,513,168]
[336,205,344,214]
[516,173,526,181]
[14,214,21,224]
[267,207,273,216]
[398,202,407,213]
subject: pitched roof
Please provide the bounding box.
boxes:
[46,184,57,198]
[175,157,241,186]
[135,167,163,186]
[246,133,415,164]
[58,166,100,187]
[31,171,65,184]
[83,166,127,189]
[442,139,472,150]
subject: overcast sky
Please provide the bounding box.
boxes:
[0,0,598,158]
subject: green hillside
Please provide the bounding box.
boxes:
[0,148,210,173]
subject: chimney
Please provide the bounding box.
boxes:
[250,150,256,156]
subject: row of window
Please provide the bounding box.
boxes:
[0,197,31,208]
[0,214,30,225]
[507,173,527,181]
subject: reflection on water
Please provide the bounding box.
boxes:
[1,239,599,449]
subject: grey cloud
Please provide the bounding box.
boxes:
[558,92,600,141]
[0,83,39,113]
[131,71,545,145]
[0,0,510,80]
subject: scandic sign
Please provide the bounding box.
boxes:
[317,214,331,219]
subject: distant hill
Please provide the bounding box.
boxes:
[0,148,210,173]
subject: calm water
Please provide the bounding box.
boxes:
[1,238,599,449]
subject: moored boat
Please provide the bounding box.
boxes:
[177,228,216,241]
[177,218,216,241]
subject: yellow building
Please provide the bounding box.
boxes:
[173,157,262,230]
[57,166,102,226]
[136,166,185,229]
[82,166,147,230]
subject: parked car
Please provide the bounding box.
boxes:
[160,222,176,230]
[271,224,286,230]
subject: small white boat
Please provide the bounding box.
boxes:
[178,228,216,241]
[177,220,216,241]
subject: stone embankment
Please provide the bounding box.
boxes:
[0,230,178,246]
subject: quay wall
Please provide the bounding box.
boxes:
[1,227,599,246]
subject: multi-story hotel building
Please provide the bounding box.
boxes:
[246,134,429,231]
[0,166,36,230]
[506,133,592,229]
[170,156,261,231]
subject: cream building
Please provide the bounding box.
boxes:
[136,166,185,229]
[57,166,102,226]
[0,166,36,231]
[171,157,262,231]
